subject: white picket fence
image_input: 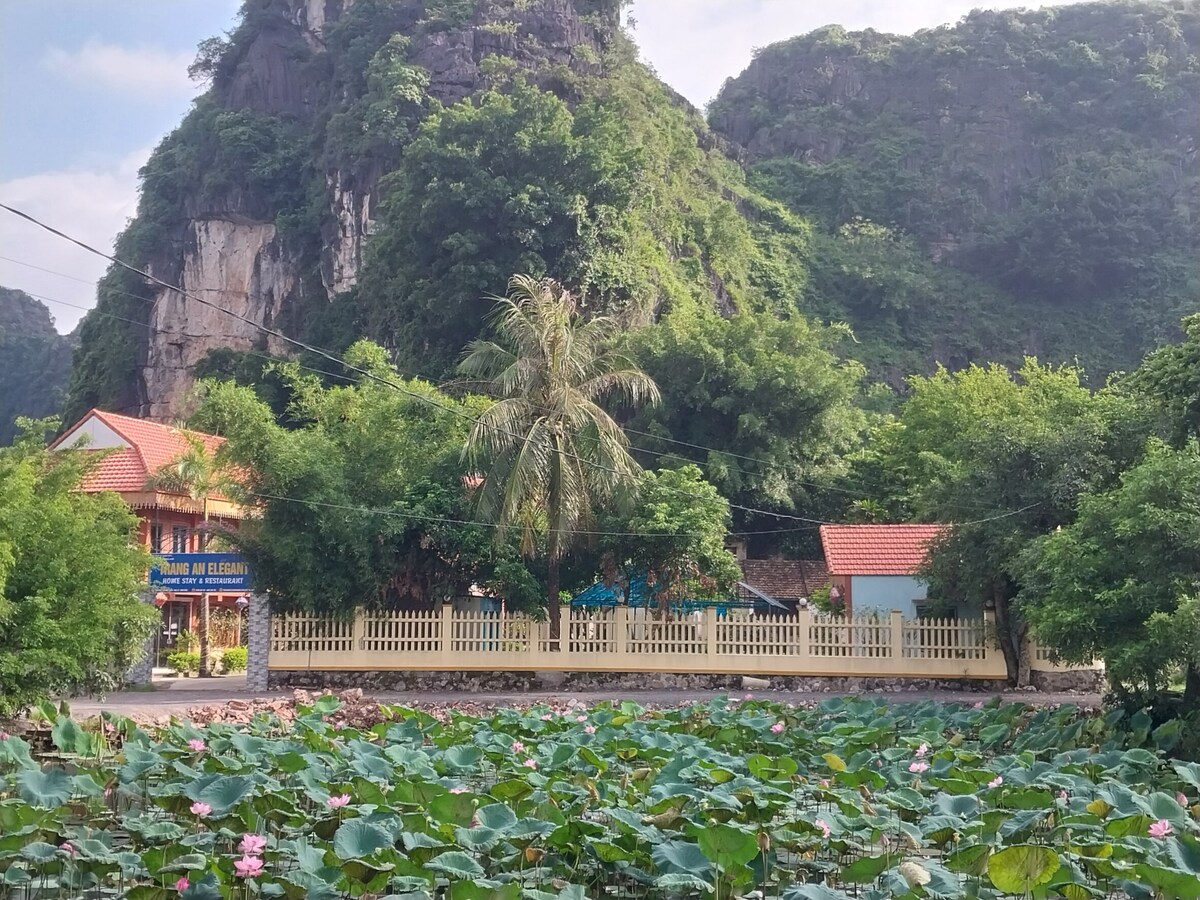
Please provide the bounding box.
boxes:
[267,605,1091,680]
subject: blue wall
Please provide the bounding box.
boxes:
[850,575,928,618]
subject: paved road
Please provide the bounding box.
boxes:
[67,676,1103,719]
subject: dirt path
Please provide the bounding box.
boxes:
[67,679,1102,720]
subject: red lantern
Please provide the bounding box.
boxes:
[154,592,170,608]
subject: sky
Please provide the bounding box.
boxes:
[0,0,1076,334]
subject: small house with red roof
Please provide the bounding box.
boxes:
[819,524,950,618]
[51,409,249,661]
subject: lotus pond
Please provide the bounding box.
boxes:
[2,696,1200,900]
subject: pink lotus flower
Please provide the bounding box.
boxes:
[584,725,596,734]
[973,701,985,710]
[770,722,785,734]
[0,732,9,740]
[60,842,75,856]
[187,739,206,752]
[523,758,537,769]
[1057,790,1069,801]
[1178,792,1189,807]
[819,779,830,788]
[915,743,929,758]
[909,761,929,774]
[190,801,212,817]
[449,787,469,794]
[576,715,587,723]
[234,855,263,878]
[540,714,554,721]
[333,721,346,731]
[511,741,525,753]
[744,693,753,700]
[814,818,831,839]
[239,834,267,855]
[175,877,189,892]
[1149,819,1174,838]
[988,776,1003,789]
[327,794,350,809]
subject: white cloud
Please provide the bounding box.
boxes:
[43,39,197,99]
[629,0,1080,108]
[0,148,150,332]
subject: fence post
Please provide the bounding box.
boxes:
[440,603,454,661]
[890,610,905,664]
[705,606,719,659]
[559,605,573,659]
[795,607,812,667]
[614,606,628,658]
[245,592,271,692]
[352,608,367,652]
[124,588,157,687]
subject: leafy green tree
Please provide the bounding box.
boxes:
[460,275,659,638]
[193,342,525,615]
[599,465,741,614]
[1127,313,1200,448]
[1019,441,1200,708]
[360,79,643,374]
[0,421,157,714]
[145,432,238,677]
[867,360,1151,683]
[627,309,865,544]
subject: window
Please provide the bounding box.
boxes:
[150,524,164,553]
[172,526,189,553]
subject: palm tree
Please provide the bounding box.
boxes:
[146,432,235,677]
[460,275,659,640]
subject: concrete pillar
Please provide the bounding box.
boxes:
[246,592,271,692]
[124,589,157,686]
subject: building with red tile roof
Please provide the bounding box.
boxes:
[820,524,944,576]
[818,524,948,617]
[52,409,249,666]
[739,558,830,604]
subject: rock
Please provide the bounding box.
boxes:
[741,676,770,690]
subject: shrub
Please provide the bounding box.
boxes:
[222,646,248,673]
[167,651,199,675]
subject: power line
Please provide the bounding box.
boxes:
[3,251,996,509]
[246,491,823,537]
[0,204,1041,531]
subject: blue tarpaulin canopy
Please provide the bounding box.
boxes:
[570,574,788,613]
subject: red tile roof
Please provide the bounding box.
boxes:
[740,559,830,599]
[819,524,945,576]
[52,409,226,496]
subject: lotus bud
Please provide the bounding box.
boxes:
[899,861,931,887]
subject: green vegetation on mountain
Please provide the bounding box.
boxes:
[710,0,1200,379]
[0,287,73,445]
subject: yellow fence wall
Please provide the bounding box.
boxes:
[267,606,1095,680]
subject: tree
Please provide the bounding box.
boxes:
[600,465,741,615]
[460,275,659,638]
[866,360,1151,684]
[1127,313,1200,448]
[627,310,865,547]
[193,342,529,615]
[359,80,644,375]
[0,421,157,714]
[1018,441,1200,709]
[146,432,238,677]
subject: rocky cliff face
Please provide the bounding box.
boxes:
[90,0,624,419]
[68,0,796,420]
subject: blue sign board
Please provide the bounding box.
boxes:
[150,553,251,592]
